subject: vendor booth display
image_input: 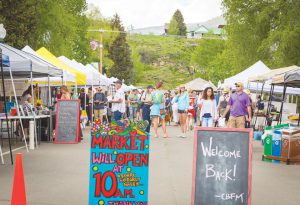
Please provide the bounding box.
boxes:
[271,66,300,125]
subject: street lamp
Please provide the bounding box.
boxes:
[0,24,13,164]
[0,24,6,40]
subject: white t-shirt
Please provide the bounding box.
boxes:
[111,88,126,113]
[199,99,218,120]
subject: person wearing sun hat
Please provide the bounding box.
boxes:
[150,81,169,138]
[222,82,252,128]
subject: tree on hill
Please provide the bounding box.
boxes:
[108,14,134,84]
[168,9,187,36]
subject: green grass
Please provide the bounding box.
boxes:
[127,34,198,89]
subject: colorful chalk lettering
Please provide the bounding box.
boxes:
[89,120,150,205]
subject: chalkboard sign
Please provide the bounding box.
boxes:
[89,120,150,205]
[55,100,80,144]
[192,127,252,205]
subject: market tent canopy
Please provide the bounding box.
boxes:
[32,71,76,86]
[185,78,217,91]
[58,56,109,86]
[248,65,299,83]
[84,63,111,86]
[36,47,86,85]
[224,60,270,88]
[22,46,76,85]
[0,43,63,78]
[272,66,300,87]
[23,46,75,85]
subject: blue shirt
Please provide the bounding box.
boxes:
[175,92,190,111]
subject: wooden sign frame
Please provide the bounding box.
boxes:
[192,127,253,205]
[55,99,80,144]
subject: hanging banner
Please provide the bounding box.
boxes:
[89,120,150,205]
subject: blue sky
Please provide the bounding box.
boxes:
[87,0,223,29]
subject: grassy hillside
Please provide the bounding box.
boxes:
[127,34,201,89]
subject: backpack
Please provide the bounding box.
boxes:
[152,92,163,104]
[220,97,228,109]
[257,100,264,110]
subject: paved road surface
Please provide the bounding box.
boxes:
[0,126,300,205]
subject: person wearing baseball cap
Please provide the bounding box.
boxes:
[222,82,252,128]
[108,80,125,121]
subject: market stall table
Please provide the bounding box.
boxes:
[0,114,52,150]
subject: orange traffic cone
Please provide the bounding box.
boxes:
[11,153,27,205]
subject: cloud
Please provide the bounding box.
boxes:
[87,0,223,28]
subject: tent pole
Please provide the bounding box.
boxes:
[92,81,94,123]
[265,84,274,126]
[278,84,287,125]
[31,72,38,149]
[0,48,13,164]
[84,84,87,109]
[254,82,265,130]
[48,75,51,106]
[9,67,29,152]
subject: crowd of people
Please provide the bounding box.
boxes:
[53,80,264,137]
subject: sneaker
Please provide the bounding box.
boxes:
[177,134,182,138]
[181,134,187,138]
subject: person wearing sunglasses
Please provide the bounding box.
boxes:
[222,82,252,128]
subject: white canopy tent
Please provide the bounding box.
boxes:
[224,60,270,89]
[76,62,111,86]
[1,43,62,78]
[1,44,65,152]
[185,78,217,91]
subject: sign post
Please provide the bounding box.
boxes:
[192,127,253,205]
[89,120,150,205]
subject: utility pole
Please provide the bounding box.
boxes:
[98,30,104,74]
[88,29,127,74]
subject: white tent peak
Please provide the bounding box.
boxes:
[224,60,270,88]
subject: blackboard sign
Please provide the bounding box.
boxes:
[55,100,80,144]
[89,120,150,205]
[192,127,252,205]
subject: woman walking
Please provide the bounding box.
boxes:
[199,87,218,127]
[174,85,189,138]
[150,81,168,138]
[171,89,179,125]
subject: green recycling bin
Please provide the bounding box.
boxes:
[264,134,273,162]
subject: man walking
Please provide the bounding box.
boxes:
[93,87,107,123]
[109,80,125,121]
[141,85,154,133]
[128,89,139,120]
[222,82,252,128]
